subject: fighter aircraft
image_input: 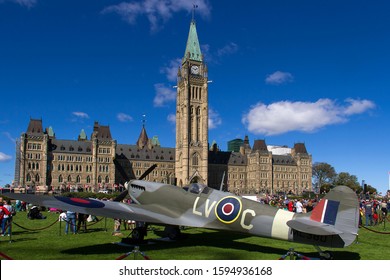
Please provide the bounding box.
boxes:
[5,166,359,259]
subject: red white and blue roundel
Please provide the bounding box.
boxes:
[55,196,105,208]
[215,196,242,224]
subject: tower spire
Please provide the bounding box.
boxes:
[183,16,202,62]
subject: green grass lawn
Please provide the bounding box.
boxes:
[1,211,390,260]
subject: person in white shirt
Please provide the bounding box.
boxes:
[295,199,304,214]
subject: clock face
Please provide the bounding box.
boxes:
[191,65,199,75]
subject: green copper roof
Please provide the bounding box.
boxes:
[79,129,87,140]
[183,20,202,62]
[47,126,54,137]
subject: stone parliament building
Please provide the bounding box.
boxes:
[14,20,312,195]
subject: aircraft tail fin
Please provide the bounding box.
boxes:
[309,185,359,246]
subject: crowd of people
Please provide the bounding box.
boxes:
[359,197,389,226]
[256,194,318,214]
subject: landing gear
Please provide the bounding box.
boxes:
[131,227,146,242]
[163,225,182,240]
[314,245,334,260]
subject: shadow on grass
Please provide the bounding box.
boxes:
[61,228,361,260]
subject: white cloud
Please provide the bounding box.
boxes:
[217,42,239,56]
[117,113,133,122]
[1,0,37,8]
[209,108,222,129]
[102,0,211,32]
[265,71,294,85]
[160,58,181,82]
[242,98,375,136]
[344,98,375,115]
[72,112,90,119]
[167,113,176,125]
[0,152,12,162]
[153,83,176,107]
[3,132,16,143]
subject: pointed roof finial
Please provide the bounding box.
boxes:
[142,114,146,127]
[192,4,198,22]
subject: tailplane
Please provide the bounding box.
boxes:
[287,186,359,248]
[311,185,360,246]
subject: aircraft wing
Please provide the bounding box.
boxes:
[287,219,343,236]
[5,193,185,225]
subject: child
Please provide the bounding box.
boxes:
[373,210,378,226]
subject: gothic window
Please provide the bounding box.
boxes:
[98,176,102,183]
[26,174,31,182]
[59,175,63,183]
[105,176,110,183]
[76,175,81,183]
[68,175,72,182]
[35,174,40,183]
[86,176,90,184]
[192,153,199,166]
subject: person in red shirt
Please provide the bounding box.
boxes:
[0,202,11,235]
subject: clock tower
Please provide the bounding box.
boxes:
[175,19,209,187]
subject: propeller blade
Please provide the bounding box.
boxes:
[138,164,157,181]
[113,189,128,202]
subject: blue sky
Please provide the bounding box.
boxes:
[0,0,389,194]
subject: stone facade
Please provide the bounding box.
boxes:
[14,20,312,195]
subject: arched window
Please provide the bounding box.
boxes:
[192,153,199,166]
[35,174,40,183]
[98,176,102,183]
[68,175,72,182]
[26,174,31,182]
[76,175,81,183]
[86,176,90,184]
[105,176,110,183]
[59,175,63,183]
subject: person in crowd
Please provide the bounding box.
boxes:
[381,199,388,218]
[295,199,304,214]
[364,199,374,226]
[0,201,11,236]
[77,213,88,232]
[305,200,314,212]
[373,210,379,226]
[1,200,14,236]
[65,210,77,234]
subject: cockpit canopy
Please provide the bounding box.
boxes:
[183,183,210,194]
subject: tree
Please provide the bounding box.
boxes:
[312,162,336,193]
[334,172,361,193]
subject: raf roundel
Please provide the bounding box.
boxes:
[215,196,242,224]
[55,196,105,208]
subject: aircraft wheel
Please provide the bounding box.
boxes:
[131,227,145,242]
[164,226,181,240]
